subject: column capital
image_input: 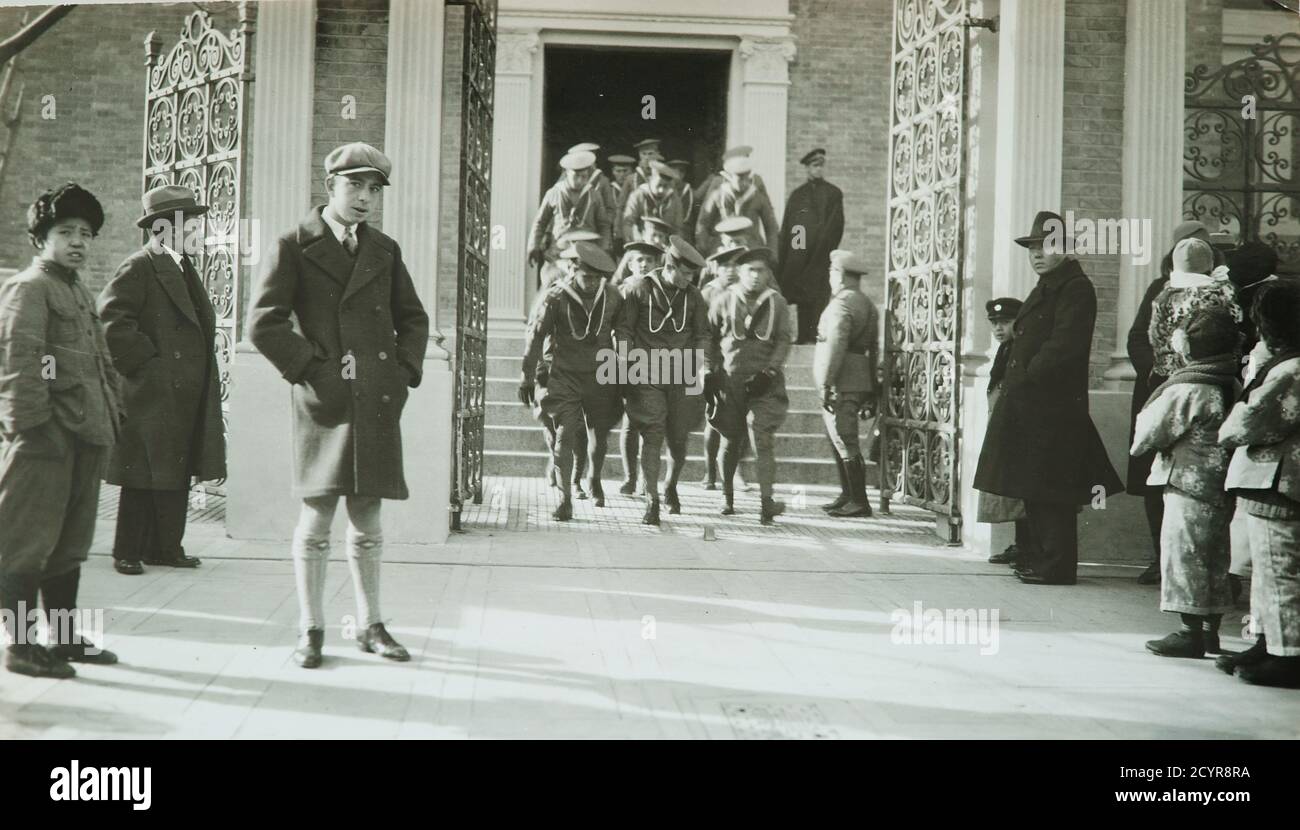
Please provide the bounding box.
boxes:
[738,36,796,84]
[496,28,540,76]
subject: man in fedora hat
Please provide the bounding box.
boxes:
[98,184,226,577]
[529,149,612,289]
[778,148,845,344]
[0,183,122,678]
[249,141,430,668]
[973,210,1123,585]
[696,148,780,257]
[621,160,686,246]
[519,241,628,517]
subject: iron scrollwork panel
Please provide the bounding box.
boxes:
[880,0,967,536]
[1184,33,1300,276]
[143,7,253,496]
[450,0,496,530]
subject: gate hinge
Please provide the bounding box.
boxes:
[963,16,998,33]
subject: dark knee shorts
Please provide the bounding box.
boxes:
[626,384,705,445]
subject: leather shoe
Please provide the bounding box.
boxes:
[1015,566,1076,585]
[988,545,1018,565]
[114,559,144,575]
[1237,655,1300,688]
[144,551,201,568]
[50,637,118,665]
[293,628,324,669]
[1145,630,1205,659]
[5,644,76,679]
[356,623,410,662]
[1216,635,1267,675]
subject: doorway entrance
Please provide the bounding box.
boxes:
[541,45,730,197]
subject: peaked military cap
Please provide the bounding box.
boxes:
[665,235,706,269]
[800,148,827,165]
[735,247,776,268]
[568,142,601,153]
[707,245,747,264]
[634,138,662,150]
[985,297,1023,321]
[648,160,680,181]
[559,150,597,171]
[641,216,675,235]
[608,154,636,165]
[325,142,392,185]
[560,240,617,273]
[556,228,602,247]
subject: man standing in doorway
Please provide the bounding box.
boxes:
[973,211,1124,585]
[778,148,845,345]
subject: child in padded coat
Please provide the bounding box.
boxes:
[1132,306,1242,659]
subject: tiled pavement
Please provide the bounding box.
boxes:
[1,479,1296,739]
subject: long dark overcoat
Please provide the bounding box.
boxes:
[97,247,226,490]
[248,207,429,500]
[973,258,1124,505]
[776,178,844,309]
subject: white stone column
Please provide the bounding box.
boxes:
[1104,0,1186,385]
[228,0,316,541]
[738,36,796,215]
[378,0,453,543]
[489,28,540,328]
[990,0,1065,302]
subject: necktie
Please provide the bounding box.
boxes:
[342,226,358,256]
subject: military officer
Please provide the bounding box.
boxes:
[528,149,612,288]
[814,250,879,518]
[696,147,779,255]
[520,241,627,517]
[632,138,664,190]
[703,247,793,524]
[622,160,686,245]
[618,236,710,524]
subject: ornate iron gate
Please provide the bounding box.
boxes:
[1184,33,1299,275]
[143,7,254,494]
[879,0,969,542]
[449,0,497,530]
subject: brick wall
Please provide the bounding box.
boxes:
[1062,0,1127,388]
[785,0,892,312]
[0,3,237,292]
[1186,0,1225,76]
[311,0,389,227]
[438,5,464,336]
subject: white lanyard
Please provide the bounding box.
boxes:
[646,271,688,334]
[728,288,776,341]
[562,279,607,340]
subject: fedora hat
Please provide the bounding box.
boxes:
[137,184,208,229]
[1014,210,1071,250]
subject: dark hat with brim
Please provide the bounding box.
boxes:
[560,240,616,274]
[735,247,776,269]
[137,184,209,229]
[985,297,1022,321]
[556,228,602,247]
[634,138,661,151]
[707,245,747,264]
[1014,210,1070,249]
[608,154,636,165]
[640,216,675,235]
[1226,241,1281,291]
[800,148,827,165]
[623,241,663,256]
[648,160,680,181]
[665,235,706,269]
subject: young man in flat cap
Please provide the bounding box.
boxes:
[978,297,1030,566]
[703,247,793,524]
[519,241,628,516]
[618,236,710,523]
[696,150,780,257]
[249,142,430,668]
[973,211,1122,585]
[779,148,845,345]
[622,160,686,246]
[528,149,612,288]
[814,250,878,518]
[0,183,121,678]
[98,184,227,576]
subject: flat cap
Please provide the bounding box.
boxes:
[556,228,602,247]
[985,297,1022,320]
[640,216,675,235]
[559,150,597,171]
[665,235,706,269]
[707,245,747,264]
[325,142,392,185]
[714,216,754,235]
[633,138,661,150]
[829,249,868,276]
[623,240,664,256]
[608,154,636,165]
[568,142,601,153]
[559,240,617,273]
[648,160,680,181]
[735,247,776,269]
[800,148,827,165]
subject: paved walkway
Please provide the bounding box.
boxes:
[1,479,1296,739]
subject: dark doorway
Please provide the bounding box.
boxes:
[541,45,730,196]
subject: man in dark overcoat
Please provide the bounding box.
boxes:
[248,142,429,669]
[777,149,845,344]
[98,185,226,576]
[973,211,1124,585]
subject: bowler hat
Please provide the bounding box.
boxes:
[1013,210,1070,249]
[324,142,392,185]
[137,184,208,229]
